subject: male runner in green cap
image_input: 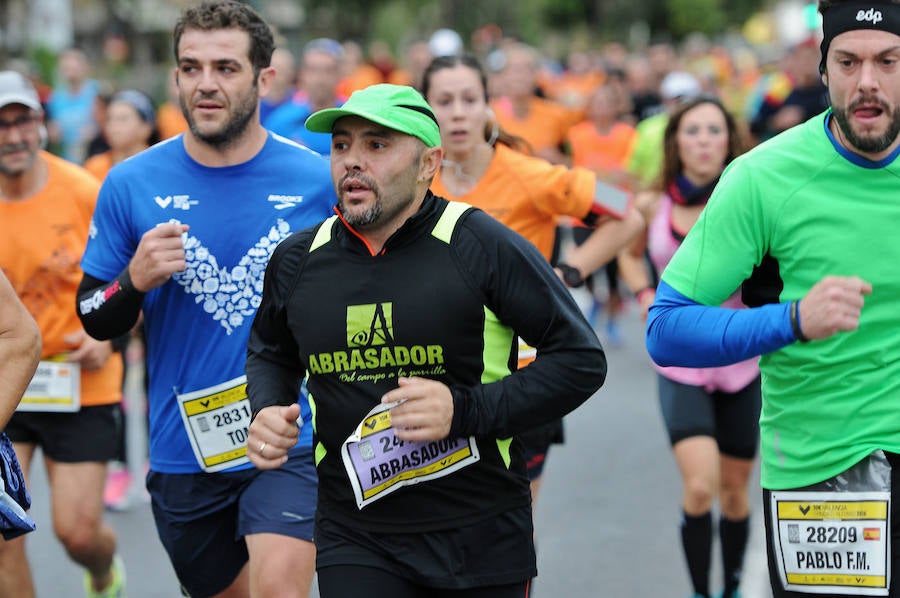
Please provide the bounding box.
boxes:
[245,83,607,598]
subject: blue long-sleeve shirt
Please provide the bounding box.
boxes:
[646,281,799,367]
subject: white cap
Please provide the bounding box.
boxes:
[660,71,701,101]
[0,71,41,111]
[428,29,463,57]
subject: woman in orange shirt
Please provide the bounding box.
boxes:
[423,54,643,511]
[566,83,640,344]
[84,90,158,181]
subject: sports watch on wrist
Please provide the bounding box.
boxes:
[556,262,584,288]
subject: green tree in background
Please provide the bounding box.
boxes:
[666,0,725,36]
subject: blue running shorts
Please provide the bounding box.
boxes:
[147,446,317,597]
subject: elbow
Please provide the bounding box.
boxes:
[623,205,646,239]
[645,309,674,367]
[645,336,666,366]
[80,320,116,341]
[24,316,42,369]
[593,350,608,392]
[576,347,608,397]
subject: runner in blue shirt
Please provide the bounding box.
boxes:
[76,2,335,596]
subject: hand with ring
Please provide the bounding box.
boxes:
[247,404,301,470]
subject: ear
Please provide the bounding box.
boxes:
[820,69,828,87]
[419,145,442,182]
[257,65,276,99]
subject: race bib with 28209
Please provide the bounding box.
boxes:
[341,401,480,509]
[769,451,893,596]
[770,475,891,597]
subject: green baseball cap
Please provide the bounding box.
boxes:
[305,84,441,148]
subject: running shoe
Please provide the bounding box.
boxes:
[84,554,126,598]
[103,464,131,511]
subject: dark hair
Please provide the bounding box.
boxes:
[173,1,274,77]
[421,54,531,153]
[659,95,744,189]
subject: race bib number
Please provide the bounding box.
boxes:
[19,360,81,412]
[177,376,252,473]
[341,401,480,509]
[770,490,890,595]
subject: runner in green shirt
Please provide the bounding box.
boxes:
[646,2,900,596]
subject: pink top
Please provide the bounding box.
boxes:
[647,194,760,392]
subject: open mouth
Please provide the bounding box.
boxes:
[342,178,373,200]
[851,99,887,123]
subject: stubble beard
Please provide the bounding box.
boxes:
[0,143,37,177]
[339,175,383,228]
[832,97,900,155]
[181,82,259,151]
[340,196,383,228]
[338,149,424,229]
[338,184,417,230]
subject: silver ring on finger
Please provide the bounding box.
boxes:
[258,441,267,456]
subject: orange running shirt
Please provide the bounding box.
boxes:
[0,151,122,406]
[566,120,637,173]
[490,96,574,155]
[431,143,597,261]
[156,102,188,140]
[432,144,603,369]
[83,151,114,181]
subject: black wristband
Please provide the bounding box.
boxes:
[118,266,140,295]
[556,262,584,288]
[76,269,146,340]
[790,300,810,343]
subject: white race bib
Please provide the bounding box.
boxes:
[770,490,890,595]
[176,376,252,472]
[341,401,480,509]
[19,360,80,413]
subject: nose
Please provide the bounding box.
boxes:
[341,140,364,172]
[197,67,219,93]
[2,122,27,145]
[450,99,467,119]
[858,60,879,93]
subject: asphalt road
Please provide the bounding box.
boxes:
[23,298,773,598]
